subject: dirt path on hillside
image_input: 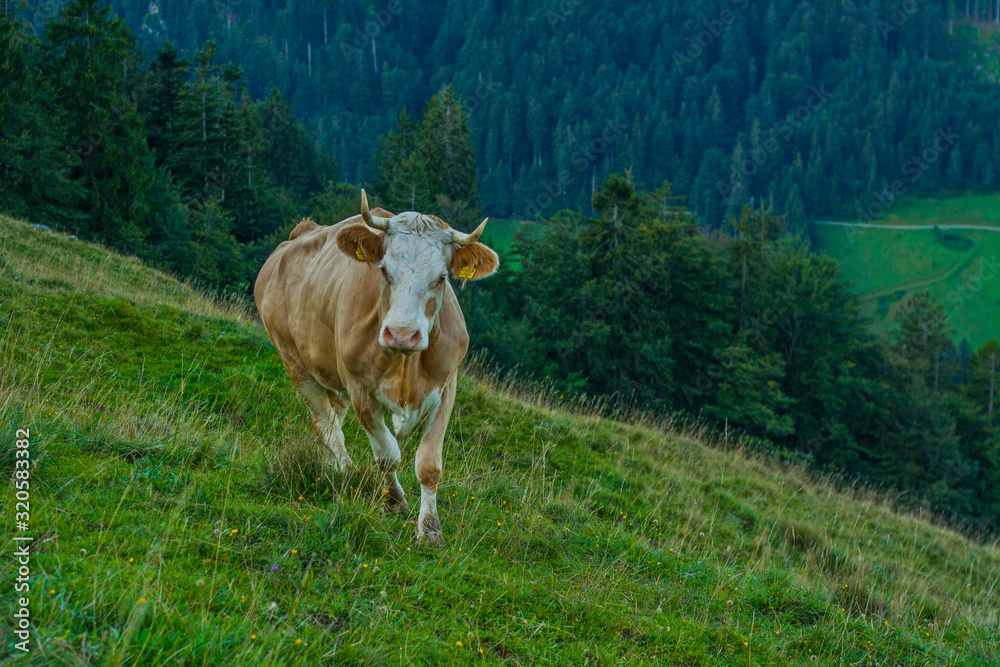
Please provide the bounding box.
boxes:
[814,220,1000,232]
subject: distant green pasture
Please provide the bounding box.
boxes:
[814,222,1000,347]
[885,195,1000,227]
[482,218,533,253]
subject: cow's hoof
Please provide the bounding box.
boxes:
[418,530,445,547]
[417,514,444,547]
[384,496,409,514]
[324,458,355,475]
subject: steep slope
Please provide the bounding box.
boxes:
[1,214,998,665]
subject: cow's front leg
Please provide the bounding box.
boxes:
[370,421,408,513]
[414,374,456,547]
[350,386,407,512]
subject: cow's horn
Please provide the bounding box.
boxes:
[452,218,488,246]
[360,189,389,230]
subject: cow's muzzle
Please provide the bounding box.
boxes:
[382,326,422,353]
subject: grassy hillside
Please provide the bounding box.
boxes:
[885,195,1000,227]
[480,218,522,255]
[481,218,540,256]
[2,214,999,665]
[813,196,1000,347]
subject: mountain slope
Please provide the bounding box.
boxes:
[1,214,998,665]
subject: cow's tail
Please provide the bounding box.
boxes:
[288,218,319,240]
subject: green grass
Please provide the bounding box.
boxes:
[814,226,970,294]
[481,218,544,270]
[814,195,1000,347]
[885,195,1000,228]
[2,214,999,665]
[481,218,523,252]
[482,218,543,257]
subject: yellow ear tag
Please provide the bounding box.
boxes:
[468,267,476,279]
[458,266,470,279]
[356,245,367,261]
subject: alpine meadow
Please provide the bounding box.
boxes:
[3,0,1000,665]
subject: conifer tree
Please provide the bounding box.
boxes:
[416,85,479,225]
[967,338,999,422]
[892,292,953,392]
[371,108,417,208]
[142,40,189,169]
[0,13,83,225]
[45,0,155,251]
[372,85,480,226]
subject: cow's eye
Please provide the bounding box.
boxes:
[380,265,388,279]
[435,274,447,287]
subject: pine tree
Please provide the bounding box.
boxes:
[142,40,189,169]
[702,339,795,439]
[371,108,420,210]
[372,86,480,226]
[167,40,228,202]
[260,88,312,200]
[966,338,999,422]
[729,205,785,334]
[892,291,953,392]
[44,0,155,251]
[0,13,84,225]
[506,175,734,407]
[416,85,479,226]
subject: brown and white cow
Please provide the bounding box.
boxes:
[254,190,498,545]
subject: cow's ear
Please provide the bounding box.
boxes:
[450,242,499,281]
[337,224,384,263]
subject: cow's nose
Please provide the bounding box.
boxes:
[383,327,421,351]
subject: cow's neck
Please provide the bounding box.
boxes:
[374,318,443,408]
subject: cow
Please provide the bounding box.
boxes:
[254,190,499,545]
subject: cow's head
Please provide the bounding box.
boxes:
[337,190,499,353]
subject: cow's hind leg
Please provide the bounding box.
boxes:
[298,379,352,472]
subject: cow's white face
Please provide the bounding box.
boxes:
[376,214,453,353]
[337,193,499,354]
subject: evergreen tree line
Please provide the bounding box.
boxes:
[460,175,1000,535]
[100,0,1000,229]
[1,0,338,288]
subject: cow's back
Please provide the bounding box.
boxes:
[254,213,383,316]
[255,220,354,378]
